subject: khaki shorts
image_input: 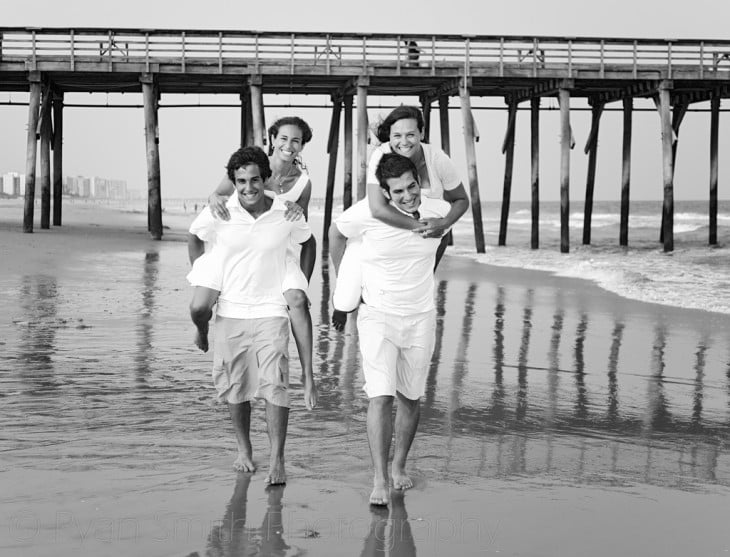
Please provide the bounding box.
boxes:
[212,316,290,407]
[356,305,436,400]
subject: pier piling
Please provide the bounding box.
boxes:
[531,96,540,250]
[657,83,674,252]
[620,97,633,246]
[559,84,572,254]
[141,75,162,240]
[39,86,52,230]
[709,94,719,245]
[582,100,604,245]
[498,97,517,246]
[343,94,353,210]
[323,95,342,246]
[459,78,485,253]
[23,74,41,234]
[52,91,63,226]
[356,76,369,201]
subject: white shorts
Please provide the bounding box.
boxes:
[356,304,436,400]
[332,237,362,312]
[212,316,290,407]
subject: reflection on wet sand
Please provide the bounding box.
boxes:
[17,275,59,390]
[205,475,295,557]
[359,491,416,557]
[135,250,159,382]
[2,234,730,556]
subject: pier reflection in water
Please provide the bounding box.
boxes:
[0,239,729,555]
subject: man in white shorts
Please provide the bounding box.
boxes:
[329,153,454,506]
[188,146,317,485]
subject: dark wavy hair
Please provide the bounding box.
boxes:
[267,116,313,156]
[375,153,419,192]
[226,146,272,182]
[375,105,425,144]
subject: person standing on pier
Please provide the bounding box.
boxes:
[329,153,453,506]
[198,117,315,393]
[188,146,317,483]
[331,105,469,329]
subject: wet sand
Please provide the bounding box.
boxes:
[1,200,729,557]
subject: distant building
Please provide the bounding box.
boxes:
[3,171,131,199]
[2,172,21,196]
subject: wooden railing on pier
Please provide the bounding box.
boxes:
[3,27,730,81]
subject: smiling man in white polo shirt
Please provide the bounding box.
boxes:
[329,153,455,506]
[188,146,317,485]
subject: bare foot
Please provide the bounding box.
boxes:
[233,453,256,473]
[392,467,413,490]
[194,326,209,352]
[265,457,286,485]
[369,480,390,506]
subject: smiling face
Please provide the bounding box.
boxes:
[272,124,304,163]
[388,118,422,159]
[233,163,267,212]
[383,170,421,214]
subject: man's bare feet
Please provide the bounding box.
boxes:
[369,479,390,506]
[264,456,286,485]
[233,453,256,472]
[194,326,209,352]
[392,467,413,490]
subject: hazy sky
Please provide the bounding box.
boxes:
[2,0,729,201]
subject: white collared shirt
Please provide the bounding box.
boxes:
[189,195,311,319]
[335,197,450,315]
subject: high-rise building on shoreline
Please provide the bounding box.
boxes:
[1,172,136,199]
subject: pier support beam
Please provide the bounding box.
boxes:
[620,97,633,246]
[531,96,540,249]
[39,86,52,230]
[421,95,432,143]
[23,72,42,233]
[459,78,485,253]
[323,95,342,247]
[141,74,162,240]
[249,76,265,148]
[356,76,369,201]
[439,95,451,156]
[659,99,687,244]
[240,87,253,147]
[582,100,604,245]
[439,94,454,246]
[343,94,353,210]
[52,91,63,226]
[709,94,719,245]
[559,84,572,253]
[657,83,674,252]
[498,98,517,246]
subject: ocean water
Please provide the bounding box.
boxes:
[448,199,730,315]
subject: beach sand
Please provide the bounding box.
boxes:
[1,199,729,557]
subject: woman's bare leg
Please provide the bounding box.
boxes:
[189,286,220,352]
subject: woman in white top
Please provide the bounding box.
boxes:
[331,106,469,329]
[193,117,316,380]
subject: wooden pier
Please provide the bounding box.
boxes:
[1,27,729,251]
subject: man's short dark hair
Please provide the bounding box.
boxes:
[226,146,272,182]
[376,105,426,144]
[375,153,419,193]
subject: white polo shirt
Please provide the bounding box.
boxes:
[366,143,461,199]
[189,195,311,319]
[335,197,450,316]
